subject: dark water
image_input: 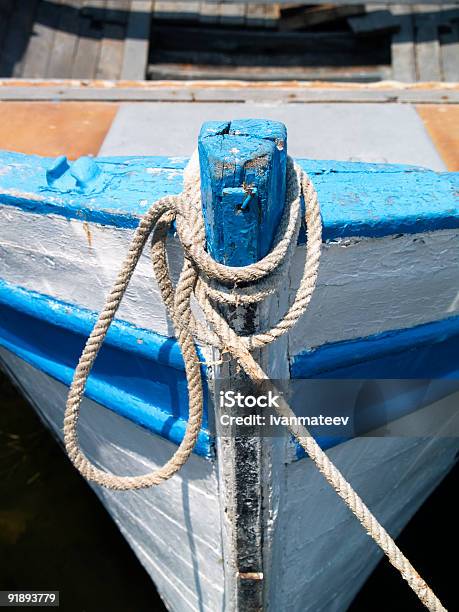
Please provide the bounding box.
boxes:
[0,371,457,611]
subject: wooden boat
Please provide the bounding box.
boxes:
[0,113,458,612]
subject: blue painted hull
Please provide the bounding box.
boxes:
[0,278,458,458]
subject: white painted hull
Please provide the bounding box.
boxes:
[1,141,457,611]
[2,347,457,612]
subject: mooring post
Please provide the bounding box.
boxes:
[198,119,288,611]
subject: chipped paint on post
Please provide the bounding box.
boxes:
[198,120,287,611]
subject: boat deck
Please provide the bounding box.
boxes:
[0,94,456,171]
[0,1,458,82]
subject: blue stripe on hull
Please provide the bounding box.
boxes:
[292,319,459,457]
[0,280,213,458]
[291,315,459,379]
[1,280,458,459]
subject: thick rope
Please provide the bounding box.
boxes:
[64,153,446,611]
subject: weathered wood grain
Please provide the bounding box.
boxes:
[440,22,459,82]
[218,1,246,25]
[199,120,287,610]
[22,0,60,78]
[96,22,124,80]
[414,4,442,80]
[0,81,457,103]
[71,6,103,79]
[96,1,125,80]
[153,0,200,21]
[199,1,220,24]
[147,61,390,82]
[46,0,81,78]
[391,5,416,81]
[105,0,130,24]
[83,0,130,24]
[199,119,287,264]
[245,3,280,27]
[121,0,152,80]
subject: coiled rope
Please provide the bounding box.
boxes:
[64,153,446,611]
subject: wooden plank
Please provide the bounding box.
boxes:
[121,0,153,80]
[47,0,81,78]
[0,101,118,158]
[83,0,130,24]
[153,0,200,21]
[72,2,104,79]
[416,104,459,170]
[440,22,459,82]
[22,0,61,78]
[105,0,130,24]
[199,1,220,24]
[0,0,38,77]
[147,61,390,82]
[218,2,246,25]
[414,4,442,80]
[280,4,365,31]
[391,4,416,81]
[0,81,458,103]
[246,3,280,27]
[96,0,125,79]
[97,23,124,80]
[348,8,399,33]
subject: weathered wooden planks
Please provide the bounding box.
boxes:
[96,0,126,79]
[391,4,459,82]
[153,2,281,27]
[121,0,153,80]
[414,4,442,80]
[391,4,417,81]
[46,0,81,78]
[0,80,457,104]
[22,0,61,78]
[440,21,459,81]
[0,0,135,80]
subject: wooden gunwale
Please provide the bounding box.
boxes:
[0,79,458,103]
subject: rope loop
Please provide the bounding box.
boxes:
[64,153,446,612]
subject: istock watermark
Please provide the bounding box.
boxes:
[219,389,282,409]
[214,379,459,438]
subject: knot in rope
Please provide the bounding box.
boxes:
[63,152,446,612]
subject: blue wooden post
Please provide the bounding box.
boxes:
[198,119,287,266]
[198,119,288,610]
